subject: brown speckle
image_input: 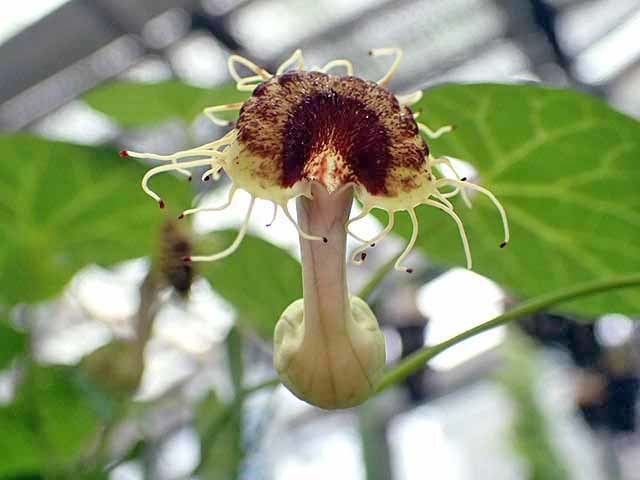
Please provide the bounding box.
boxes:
[236,71,428,197]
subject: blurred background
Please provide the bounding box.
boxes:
[1,0,640,479]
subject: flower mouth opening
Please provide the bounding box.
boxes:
[125,47,509,273]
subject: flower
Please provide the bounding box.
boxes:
[123,48,509,408]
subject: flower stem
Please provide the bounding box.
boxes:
[376,273,640,392]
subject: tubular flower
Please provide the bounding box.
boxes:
[124,48,509,409]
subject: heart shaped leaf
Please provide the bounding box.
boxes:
[403,84,640,316]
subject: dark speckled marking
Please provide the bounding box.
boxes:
[281,90,390,194]
[236,71,428,197]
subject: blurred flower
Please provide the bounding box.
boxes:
[158,219,194,297]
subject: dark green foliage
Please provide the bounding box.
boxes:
[0,318,27,369]
[0,366,102,477]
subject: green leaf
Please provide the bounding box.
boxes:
[84,81,248,127]
[0,411,43,475]
[0,135,192,305]
[27,367,101,465]
[0,319,27,369]
[406,83,640,316]
[0,474,44,480]
[195,391,244,479]
[0,366,101,476]
[226,327,244,393]
[199,231,301,339]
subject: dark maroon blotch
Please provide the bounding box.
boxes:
[281,90,391,195]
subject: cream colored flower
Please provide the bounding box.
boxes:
[125,48,509,408]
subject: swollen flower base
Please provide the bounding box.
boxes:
[125,48,510,409]
[274,183,386,408]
